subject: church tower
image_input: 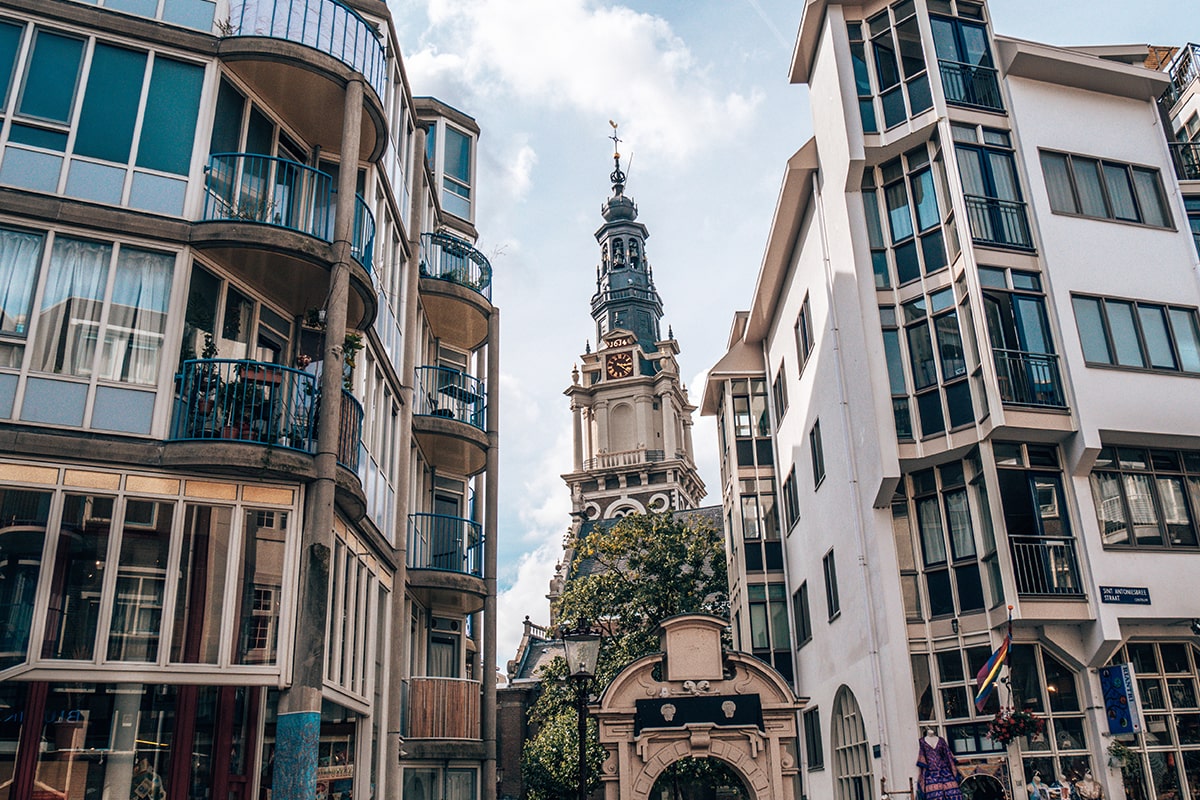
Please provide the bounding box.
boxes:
[560,129,705,528]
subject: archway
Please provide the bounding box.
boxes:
[648,756,750,800]
[593,615,805,800]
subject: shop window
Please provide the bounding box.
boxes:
[1008,645,1091,785]
[169,504,234,664]
[235,508,287,665]
[0,487,52,668]
[107,499,174,662]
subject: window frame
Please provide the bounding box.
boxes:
[822,548,840,620]
[1039,149,1173,229]
[810,419,826,488]
[793,581,813,648]
[803,706,825,771]
[796,295,814,373]
[1071,293,1200,375]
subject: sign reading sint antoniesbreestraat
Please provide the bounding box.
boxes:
[1099,586,1151,605]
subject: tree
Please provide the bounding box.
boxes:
[521,511,729,800]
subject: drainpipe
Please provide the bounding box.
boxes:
[275,75,364,800]
[482,308,500,799]
[386,124,428,800]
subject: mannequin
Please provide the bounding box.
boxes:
[917,727,963,800]
[1028,772,1051,800]
[1075,772,1102,800]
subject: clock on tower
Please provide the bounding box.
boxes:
[605,351,633,379]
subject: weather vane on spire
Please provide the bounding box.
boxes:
[608,119,626,195]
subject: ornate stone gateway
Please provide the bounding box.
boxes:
[593,615,805,800]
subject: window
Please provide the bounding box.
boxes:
[748,583,793,682]
[796,296,814,371]
[772,362,788,424]
[853,1,933,131]
[782,467,800,531]
[980,267,1064,408]
[906,462,991,618]
[0,487,52,669]
[994,443,1082,597]
[1089,447,1200,550]
[901,288,975,437]
[731,378,773,468]
[741,477,782,572]
[1071,294,1200,374]
[831,688,874,800]
[1103,642,1200,800]
[1187,197,1200,258]
[442,126,473,220]
[880,307,913,439]
[911,647,1007,755]
[1040,151,1171,228]
[0,226,45,368]
[953,125,1033,249]
[1009,645,1092,784]
[803,707,825,770]
[793,582,813,648]
[810,420,826,487]
[930,12,1002,110]
[823,549,840,619]
[863,141,959,287]
[1,24,203,212]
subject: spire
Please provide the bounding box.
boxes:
[608,120,626,196]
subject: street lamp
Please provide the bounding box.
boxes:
[561,623,602,800]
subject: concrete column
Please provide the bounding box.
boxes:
[482,308,500,800]
[275,76,364,800]
[572,402,584,470]
[634,395,650,450]
[595,400,609,453]
[660,392,677,457]
[385,125,429,800]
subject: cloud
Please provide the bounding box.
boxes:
[496,540,562,674]
[402,0,762,163]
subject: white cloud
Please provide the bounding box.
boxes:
[402,0,762,163]
[496,541,562,673]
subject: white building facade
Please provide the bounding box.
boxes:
[705,4,1200,800]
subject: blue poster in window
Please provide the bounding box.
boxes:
[1098,664,1142,735]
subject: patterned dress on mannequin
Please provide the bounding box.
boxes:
[917,736,963,800]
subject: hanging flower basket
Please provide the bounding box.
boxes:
[986,708,1045,745]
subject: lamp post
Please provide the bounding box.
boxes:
[561,624,602,800]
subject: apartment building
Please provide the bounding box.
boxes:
[0,2,498,800]
[705,4,1200,800]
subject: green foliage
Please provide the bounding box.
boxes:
[521,512,729,800]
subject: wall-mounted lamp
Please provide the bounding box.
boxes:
[951,618,959,634]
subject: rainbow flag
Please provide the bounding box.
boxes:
[974,611,1013,711]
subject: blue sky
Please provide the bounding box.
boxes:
[387,0,1196,669]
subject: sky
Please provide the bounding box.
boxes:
[387,0,1196,672]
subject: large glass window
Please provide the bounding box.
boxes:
[911,646,1005,755]
[107,498,174,662]
[1089,447,1200,550]
[1072,294,1200,374]
[170,504,234,664]
[42,492,112,660]
[730,378,772,468]
[1041,150,1172,228]
[954,125,1032,249]
[930,10,1002,111]
[0,227,44,368]
[857,1,932,130]
[981,267,1064,408]
[1009,645,1091,785]
[0,487,52,669]
[901,288,975,437]
[234,508,287,665]
[442,126,473,219]
[866,142,957,286]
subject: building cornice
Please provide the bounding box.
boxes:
[995,35,1170,100]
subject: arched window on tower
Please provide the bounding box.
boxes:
[629,239,640,269]
[612,238,625,267]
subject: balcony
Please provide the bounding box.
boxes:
[1009,536,1084,598]
[939,60,1003,112]
[411,367,488,475]
[993,350,1067,409]
[1170,142,1200,182]
[583,448,665,472]
[169,358,362,471]
[408,513,484,576]
[401,677,481,740]
[1161,43,1200,110]
[219,0,387,160]
[195,153,377,328]
[419,232,493,351]
[407,512,485,613]
[964,195,1034,250]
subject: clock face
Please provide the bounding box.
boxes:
[606,352,634,379]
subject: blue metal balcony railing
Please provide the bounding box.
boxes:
[407,513,484,577]
[939,60,1003,111]
[352,193,375,270]
[226,0,387,100]
[993,349,1067,409]
[1010,536,1084,597]
[171,359,362,471]
[204,154,334,239]
[964,195,1034,250]
[413,366,486,431]
[1170,142,1200,182]
[419,232,493,300]
[338,387,362,472]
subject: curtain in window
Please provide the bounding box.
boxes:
[0,228,44,336]
[944,489,976,559]
[1071,158,1109,217]
[1040,153,1076,213]
[100,248,174,385]
[1122,473,1162,545]
[428,635,458,677]
[917,496,947,565]
[33,237,111,377]
[1090,472,1128,544]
